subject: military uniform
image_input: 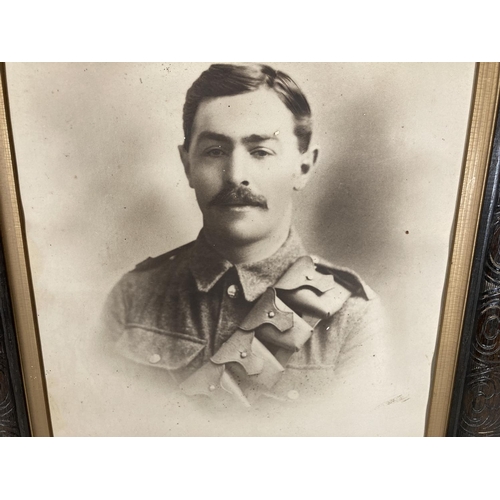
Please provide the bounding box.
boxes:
[102,228,386,411]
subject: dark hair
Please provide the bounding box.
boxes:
[182,64,312,153]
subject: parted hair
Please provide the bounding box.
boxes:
[182,64,313,153]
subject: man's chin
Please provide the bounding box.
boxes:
[203,216,270,247]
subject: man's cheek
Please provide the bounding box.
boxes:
[267,183,292,204]
[194,179,220,205]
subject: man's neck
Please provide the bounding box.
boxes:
[203,224,292,265]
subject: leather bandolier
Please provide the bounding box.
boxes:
[179,255,358,408]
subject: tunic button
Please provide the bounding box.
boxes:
[149,354,161,364]
[267,311,275,318]
[227,284,239,299]
[209,384,216,392]
[240,351,248,359]
[287,390,299,401]
[169,254,176,261]
[306,275,313,281]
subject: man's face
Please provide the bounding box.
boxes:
[180,88,316,246]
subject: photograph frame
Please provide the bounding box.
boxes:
[0,62,498,437]
[426,62,500,436]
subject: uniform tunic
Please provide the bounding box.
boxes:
[102,228,387,409]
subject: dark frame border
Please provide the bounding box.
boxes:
[0,64,30,436]
[0,63,52,437]
[447,101,500,436]
[0,230,30,436]
[425,63,500,436]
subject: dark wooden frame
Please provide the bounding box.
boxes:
[1,62,498,437]
[0,231,30,436]
[0,62,52,436]
[425,63,500,435]
[0,65,30,436]
[447,96,500,436]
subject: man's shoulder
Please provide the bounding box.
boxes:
[111,241,195,296]
[279,253,375,303]
[131,241,196,273]
[310,255,376,301]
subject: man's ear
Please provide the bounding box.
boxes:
[178,145,193,188]
[293,146,319,191]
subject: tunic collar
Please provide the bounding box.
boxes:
[188,228,308,302]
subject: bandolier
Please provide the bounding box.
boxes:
[179,254,368,407]
[102,230,376,409]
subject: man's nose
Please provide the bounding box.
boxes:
[224,149,250,186]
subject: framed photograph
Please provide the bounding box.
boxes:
[0,62,498,436]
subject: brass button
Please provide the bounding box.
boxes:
[148,354,161,364]
[287,390,299,400]
[240,351,248,359]
[169,254,176,261]
[306,275,313,281]
[227,284,239,299]
[209,384,216,392]
[267,311,275,318]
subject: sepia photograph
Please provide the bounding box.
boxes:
[2,62,476,435]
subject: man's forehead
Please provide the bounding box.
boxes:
[191,88,296,142]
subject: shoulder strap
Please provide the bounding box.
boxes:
[133,241,195,272]
[312,255,376,300]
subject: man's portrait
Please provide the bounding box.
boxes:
[100,63,387,418]
[5,62,475,435]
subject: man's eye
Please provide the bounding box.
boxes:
[206,148,226,157]
[251,149,273,158]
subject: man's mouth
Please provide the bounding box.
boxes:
[217,201,263,207]
[209,185,268,210]
[215,202,265,211]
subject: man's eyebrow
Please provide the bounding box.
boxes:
[196,131,232,143]
[242,134,279,144]
[195,131,279,145]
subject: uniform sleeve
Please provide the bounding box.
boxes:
[334,295,389,379]
[326,293,397,422]
[98,276,129,358]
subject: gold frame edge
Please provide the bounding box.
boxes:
[0,63,52,437]
[425,62,500,437]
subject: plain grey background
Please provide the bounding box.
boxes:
[6,62,475,435]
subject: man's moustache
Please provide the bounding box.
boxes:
[209,185,268,209]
